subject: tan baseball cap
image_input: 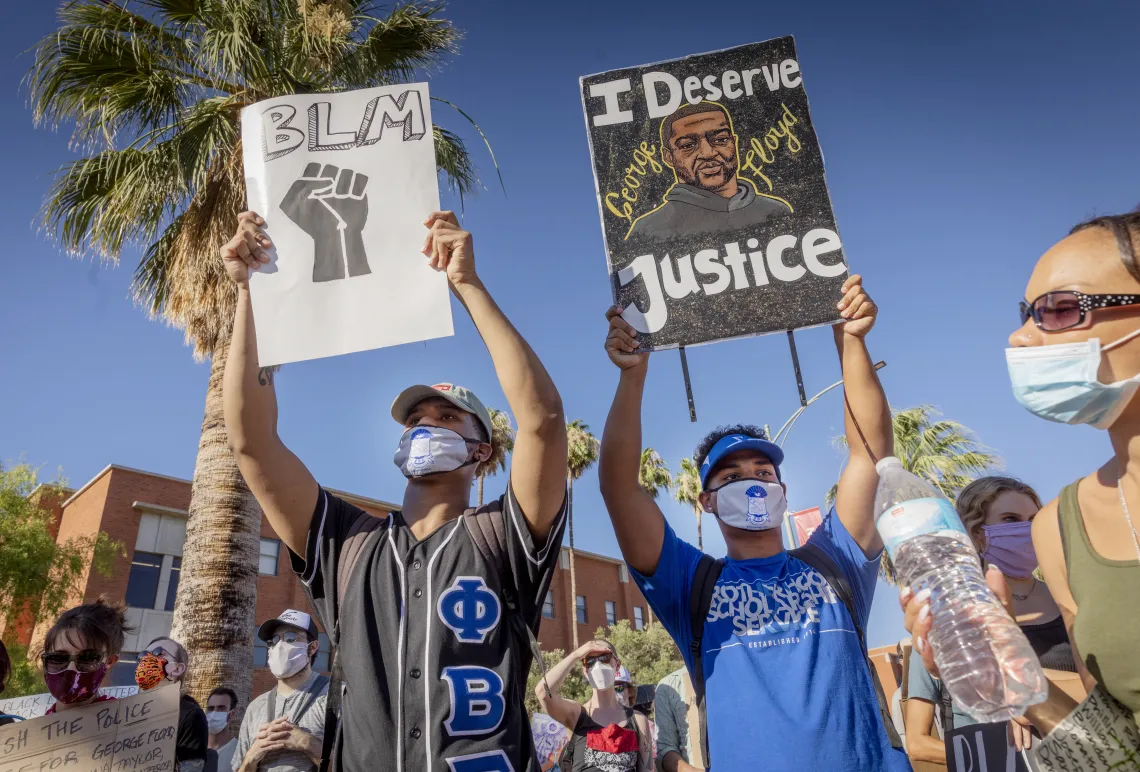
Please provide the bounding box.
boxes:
[391,382,493,440]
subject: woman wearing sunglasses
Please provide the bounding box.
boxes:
[535,640,652,772]
[39,597,134,713]
[904,212,1140,746]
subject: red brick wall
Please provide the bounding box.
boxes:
[538,550,650,655]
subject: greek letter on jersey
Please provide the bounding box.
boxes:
[442,666,506,737]
[437,576,501,644]
[446,750,515,772]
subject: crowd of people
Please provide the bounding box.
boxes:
[3,208,1137,771]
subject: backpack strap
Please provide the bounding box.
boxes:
[687,554,724,768]
[936,678,955,739]
[464,505,549,698]
[294,674,329,726]
[789,542,904,750]
[317,510,390,772]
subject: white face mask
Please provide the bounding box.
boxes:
[268,641,310,679]
[392,425,480,478]
[586,662,616,691]
[206,711,230,735]
[1006,328,1140,430]
[706,479,787,531]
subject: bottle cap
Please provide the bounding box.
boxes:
[875,456,902,474]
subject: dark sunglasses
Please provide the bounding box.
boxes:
[613,684,630,694]
[1020,291,1140,332]
[41,649,106,674]
[583,653,614,668]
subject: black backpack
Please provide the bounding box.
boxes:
[687,542,904,766]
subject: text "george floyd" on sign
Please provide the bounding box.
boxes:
[587,60,802,127]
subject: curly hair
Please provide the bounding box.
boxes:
[692,424,769,468]
[1070,210,1140,283]
[43,596,135,658]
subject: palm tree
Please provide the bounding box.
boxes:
[566,419,600,650]
[827,404,999,583]
[674,457,704,551]
[476,408,515,507]
[27,0,489,716]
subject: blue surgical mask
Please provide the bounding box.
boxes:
[1006,327,1140,430]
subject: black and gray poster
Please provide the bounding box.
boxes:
[581,37,848,349]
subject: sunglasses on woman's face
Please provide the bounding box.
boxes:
[1020,291,1140,332]
[41,649,106,674]
[613,684,630,695]
[583,653,614,668]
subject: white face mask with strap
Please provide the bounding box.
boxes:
[1006,327,1140,429]
[392,425,481,478]
[705,479,787,531]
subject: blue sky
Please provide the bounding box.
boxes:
[2,0,1139,648]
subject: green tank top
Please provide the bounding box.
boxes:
[1058,482,1140,718]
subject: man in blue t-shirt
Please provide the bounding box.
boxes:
[597,275,911,771]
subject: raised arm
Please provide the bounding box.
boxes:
[221,212,318,556]
[423,212,566,540]
[598,307,666,575]
[832,275,891,556]
[534,641,601,729]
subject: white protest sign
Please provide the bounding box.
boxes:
[241,83,453,366]
[0,684,177,772]
[0,687,139,720]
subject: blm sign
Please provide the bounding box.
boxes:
[581,37,847,349]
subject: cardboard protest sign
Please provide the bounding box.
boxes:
[0,687,138,720]
[241,83,453,366]
[946,722,1030,772]
[581,37,847,349]
[0,684,177,772]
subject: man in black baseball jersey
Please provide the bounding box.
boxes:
[220,209,568,772]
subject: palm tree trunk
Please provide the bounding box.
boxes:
[567,472,579,650]
[477,474,485,508]
[170,344,262,725]
[696,509,703,552]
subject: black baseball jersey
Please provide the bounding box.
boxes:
[291,484,566,772]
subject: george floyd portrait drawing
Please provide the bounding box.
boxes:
[629,101,792,241]
[581,37,849,350]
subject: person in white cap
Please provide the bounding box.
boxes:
[221,210,568,772]
[233,610,328,772]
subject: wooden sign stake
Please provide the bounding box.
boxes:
[679,346,697,422]
[787,330,808,407]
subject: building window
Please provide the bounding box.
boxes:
[259,538,280,576]
[314,632,331,672]
[109,652,138,687]
[542,591,555,620]
[125,552,163,609]
[576,595,587,625]
[633,606,644,630]
[605,601,617,626]
[253,630,268,668]
[163,557,182,612]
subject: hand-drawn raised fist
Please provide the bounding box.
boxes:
[280,162,370,282]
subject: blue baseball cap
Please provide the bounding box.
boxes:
[699,433,784,487]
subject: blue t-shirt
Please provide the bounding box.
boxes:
[631,511,912,771]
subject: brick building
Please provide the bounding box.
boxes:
[7,464,651,699]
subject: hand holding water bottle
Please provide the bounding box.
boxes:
[875,456,1048,723]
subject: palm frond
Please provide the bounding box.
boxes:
[475,408,515,479]
[673,457,702,512]
[432,97,505,196]
[638,448,673,499]
[566,419,600,481]
[338,2,457,85]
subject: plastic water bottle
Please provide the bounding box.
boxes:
[873,456,1048,722]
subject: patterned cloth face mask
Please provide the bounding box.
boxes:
[392,425,481,478]
[705,479,788,531]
